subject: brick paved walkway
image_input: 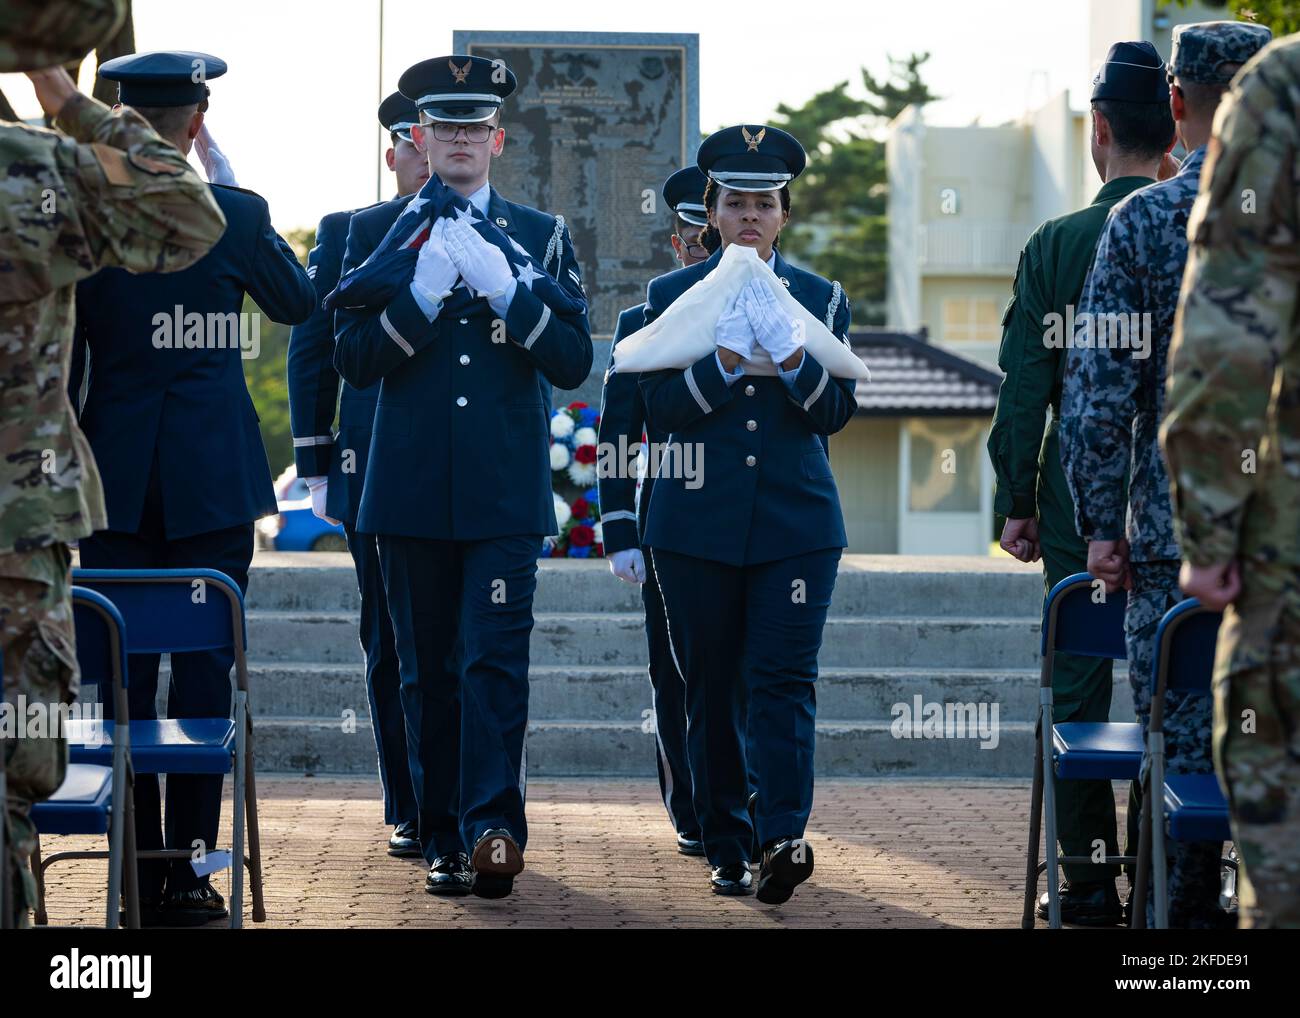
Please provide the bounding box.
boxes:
[36,776,1126,929]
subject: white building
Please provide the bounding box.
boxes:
[870,0,1236,554]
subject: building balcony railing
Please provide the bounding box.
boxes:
[917,222,1030,273]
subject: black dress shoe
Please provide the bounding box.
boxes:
[155,884,229,926]
[711,863,754,895]
[747,793,760,865]
[1036,880,1122,926]
[425,852,472,896]
[470,828,524,899]
[388,820,421,858]
[676,832,705,856]
[756,838,814,905]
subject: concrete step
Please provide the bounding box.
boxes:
[244,611,1045,670]
[242,554,1045,618]
[251,717,1037,779]
[237,662,1133,725]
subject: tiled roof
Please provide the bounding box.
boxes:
[848,329,1001,416]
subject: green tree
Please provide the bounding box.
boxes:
[765,54,939,324]
[243,226,314,474]
[1165,0,1300,35]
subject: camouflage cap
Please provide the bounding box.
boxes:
[1169,20,1273,84]
[0,0,125,74]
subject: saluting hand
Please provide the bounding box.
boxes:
[743,278,803,365]
[194,124,239,186]
[445,218,514,302]
[24,67,77,118]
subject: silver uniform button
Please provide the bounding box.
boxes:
[459,318,469,325]
[744,384,755,396]
[745,455,756,467]
[459,354,470,365]
[746,420,757,431]
[496,217,508,227]
[779,276,790,287]
[456,396,468,407]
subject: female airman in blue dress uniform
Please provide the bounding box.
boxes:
[638,125,858,903]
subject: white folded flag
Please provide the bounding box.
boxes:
[612,244,870,380]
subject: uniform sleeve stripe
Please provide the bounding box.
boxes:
[684,365,712,414]
[379,309,415,357]
[602,510,637,524]
[292,435,334,447]
[523,304,551,350]
[306,264,318,279]
[802,367,829,411]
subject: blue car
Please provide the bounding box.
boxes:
[258,465,348,552]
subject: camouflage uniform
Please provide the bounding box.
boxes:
[1,89,226,926]
[0,0,125,76]
[1162,32,1300,929]
[1062,19,1272,927]
[1060,146,1218,925]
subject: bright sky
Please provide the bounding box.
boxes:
[0,0,1094,232]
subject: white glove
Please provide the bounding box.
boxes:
[445,218,514,302]
[304,476,341,527]
[608,548,646,585]
[194,124,239,187]
[743,278,804,364]
[412,219,459,306]
[715,290,755,361]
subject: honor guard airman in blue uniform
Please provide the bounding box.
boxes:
[332,55,592,899]
[286,91,428,860]
[598,166,714,857]
[637,125,857,902]
[71,51,315,925]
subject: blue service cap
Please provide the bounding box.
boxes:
[697,124,806,193]
[378,91,419,142]
[1091,40,1169,103]
[663,166,709,227]
[398,54,517,124]
[97,49,226,107]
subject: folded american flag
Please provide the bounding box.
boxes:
[323,172,586,321]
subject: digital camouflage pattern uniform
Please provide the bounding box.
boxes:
[988,174,1155,885]
[1,78,226,925]
[1062,19,1272,927]
[1162,32,1300,929]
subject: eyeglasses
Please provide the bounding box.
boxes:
[675,235,709,259]
[428,122,496,143]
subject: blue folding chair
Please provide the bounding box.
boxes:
[1023,572,1140,928]
[67,568,265,927]
[28,587,138,928]
[1131,599,1235,929]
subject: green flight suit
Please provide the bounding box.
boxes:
[987,176,1153,884]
